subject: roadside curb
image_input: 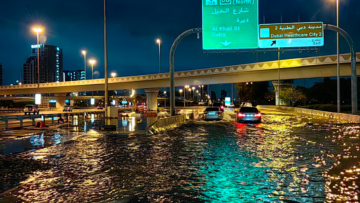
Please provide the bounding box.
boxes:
[258,105,360,123]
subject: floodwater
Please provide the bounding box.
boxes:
[0,114,155,156]
[1,110,360,202]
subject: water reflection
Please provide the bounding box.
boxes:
[2,111,360,202]
[29,134,45,147]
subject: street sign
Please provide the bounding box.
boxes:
[202,0,259,50]
[259,22,324,48]
[225,97,231,106]
[35,94,41,105]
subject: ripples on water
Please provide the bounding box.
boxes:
[1,112,360,202]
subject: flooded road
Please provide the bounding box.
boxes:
[1,110,360,202]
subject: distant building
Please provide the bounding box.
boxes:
[63,70,85,82]
[23,45,63,84]
[0,64,2,86]
[221,89,227,100]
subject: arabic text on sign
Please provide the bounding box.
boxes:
[212,8,230,15]
[236,18,249,24]
[233,7,250,15]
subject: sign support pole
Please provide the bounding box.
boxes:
[324,24,357,115]
[278,47,280,106]
[169,28,202,116]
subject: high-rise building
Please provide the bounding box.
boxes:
[63,70,86,82]
[23,45,63,84]
[0,64,2,86]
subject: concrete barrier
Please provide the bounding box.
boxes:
[258,105,360,123]
[147,114,187,134]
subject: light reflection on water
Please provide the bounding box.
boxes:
[1,112,360,202]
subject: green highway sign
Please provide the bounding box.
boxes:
[202,0,259,50]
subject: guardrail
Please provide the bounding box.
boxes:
[0,109,23,113]
[147,114,187,134]
[0,111,105,130]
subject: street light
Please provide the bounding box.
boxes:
[184,85,189,107]
[336,0,340,113]
[156,39,161,73]
[191,87,195,102]
[33,27,43,88]
[82,50,87,79]
[111,72,117,78]
[89,59,96,96]
[179,89,184,107]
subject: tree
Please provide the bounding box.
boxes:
[235,82,270,104]
[279,87,306,106]
[265,89,275,101]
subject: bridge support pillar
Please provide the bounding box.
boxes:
[144,88,159,112]
[54,93,67,110]
[272,80,294,106]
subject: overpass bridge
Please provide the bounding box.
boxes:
[0,53,359,110]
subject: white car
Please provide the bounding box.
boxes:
[24,105,40,115]
[204,107,223,121]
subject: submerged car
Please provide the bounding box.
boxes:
[204,107,223,121]
[236,107,261,123]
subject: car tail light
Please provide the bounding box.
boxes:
[238,113,245,117]
[255,113,261,117]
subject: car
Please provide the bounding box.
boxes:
[236,107,261,123]
[24,105,40,115]
[203,107,223,121]
[228,103,235,108]
[240,102,253,107]
[97,106,104,109]
[63,106,72,112]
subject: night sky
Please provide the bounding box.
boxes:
[1,0,360,95]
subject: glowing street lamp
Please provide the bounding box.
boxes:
[111,72,117,78]
[82,50,87,79]
[33,27,43,88]
[89,59,96,80]
[89,59,96,97]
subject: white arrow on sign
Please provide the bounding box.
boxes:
[221,40,232,46]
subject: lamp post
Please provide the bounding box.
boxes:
[111,72,116,78]
[336,0,340,113]
[179,89,183,107]
[192,87,195,103]
[89,59,96,96]
[156,39,161,74]
[156,39,162,94]
[163,90,167,108]
[82,50,87,79]
[33,27,42,88]
[184,85,189,107]
[104,0,109,112]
